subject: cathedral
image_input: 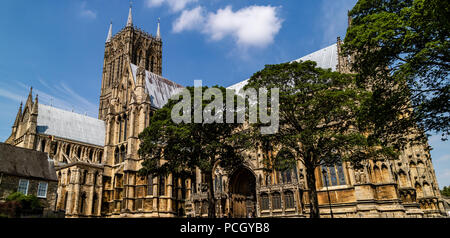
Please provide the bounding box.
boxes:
[4,6,448,218]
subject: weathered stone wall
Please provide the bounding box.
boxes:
[0,174,58,212]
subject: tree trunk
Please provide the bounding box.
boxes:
[306,163,320,218]
[206,171,216,218]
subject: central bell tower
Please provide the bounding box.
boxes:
[98,4,162,120]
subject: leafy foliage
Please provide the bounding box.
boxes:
[343,0,449,139]
[138,86,251,217]
[442,186,450,197]
[6,192,43,211]
[245,60,397,218]
[0,192,43,217]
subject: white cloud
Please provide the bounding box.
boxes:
[172,6,205,33]
[173,5,283,49]
[146,0,198,12]
[80,2,97,19]
[204,5,282,48]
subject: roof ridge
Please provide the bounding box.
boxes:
[38,103,102,122]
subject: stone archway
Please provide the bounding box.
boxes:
[228,167,256,218]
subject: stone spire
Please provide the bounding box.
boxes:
[25,87,33,106]
[126,1,133,27]
[32,94,39,115]
[106,21,113,43]
[156,18,161,39]
[13,102,23,128]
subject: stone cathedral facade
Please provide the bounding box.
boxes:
[4,7,448,218]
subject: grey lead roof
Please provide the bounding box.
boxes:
[130,63,183,109]
[37,104,105,147]
[227,43,338,92]
[292,43,338,71]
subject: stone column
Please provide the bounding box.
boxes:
[72,169,81,216]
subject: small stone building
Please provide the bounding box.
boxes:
[0,143,58,213]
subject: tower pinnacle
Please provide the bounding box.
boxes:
[127,1,133,27]
[106,21,113,43]
[156,18,161,39]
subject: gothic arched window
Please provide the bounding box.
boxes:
[40,139,46,152]
[191,175,197,194]
[260,193,269,210]
[147,174,153,196]
[123,115,128,142]
[92,193,98,216]
[118,117,122,143]
[79,193,87,215]
[181,179,186,199]
[82,170,88,185]
[150,57,154,72]
[159,176,166,196]
[52,142,58,155]
[65,144,71,157]
[93,171,98,186]
[284,191,295,209]
[265,174,271,186]
[282,170,292,184]
[272,193,281,210]
[114,147,120,164]
[98,151,103,164]
[64,191,68,211]
[120,145,126,163]
[321,161,347,187]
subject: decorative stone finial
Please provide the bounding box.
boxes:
[156,18,161,39]
[126,1,133,27]
[106,21,113,43]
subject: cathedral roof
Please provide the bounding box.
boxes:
[292,43,338,71]
[36,104,105,147]
[130,63,183,109]
[227,43,338,92]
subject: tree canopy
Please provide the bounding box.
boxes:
[138,86,250,218]
[343,0,449,139]
[245,60,396,218]
[442,186,450,197]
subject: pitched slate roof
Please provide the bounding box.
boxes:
[130,63,184,109]
[292,43,338,71]
[227,43,339,93]
[0,143,57,181]
[37,104,105,147]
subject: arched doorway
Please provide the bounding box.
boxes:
[229,167,256,218]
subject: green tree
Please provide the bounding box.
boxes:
[343,0,449,139]
[441,186,450,197]
[138,86,250,218]
[245,61,396,218]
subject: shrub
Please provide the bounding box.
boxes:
[5,192,43,215]
[0,200,22,218]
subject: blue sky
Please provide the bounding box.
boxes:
[0,0,449,188]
